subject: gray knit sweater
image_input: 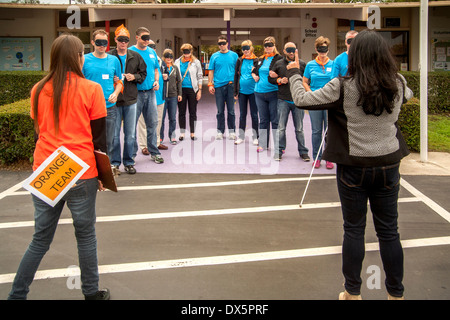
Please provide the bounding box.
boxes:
[288,71,414,167]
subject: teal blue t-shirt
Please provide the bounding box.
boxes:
[303,59,334,91]
[180,60,192,88]
[208,50,238,88]
[82,53,122,108]
[118,54,126,74]
[331,51,348,78]
[239,58,256,95]
[254,56,278,93]
[128,45,159,91]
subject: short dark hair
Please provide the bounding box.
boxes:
[136,27,150,36]
[92,29,108,41]
[218,35,227,42]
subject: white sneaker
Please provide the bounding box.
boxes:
[216,133,223,140]
[234,138,244,145]
[229,133,236,140]
[253,138,258,146]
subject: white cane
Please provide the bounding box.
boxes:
[299,126,328,208]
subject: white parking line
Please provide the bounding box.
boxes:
[0,197,420,230]
[1,175,336,197]
[1,235,449,285]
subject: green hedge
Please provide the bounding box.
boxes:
[398,97,420,152]
[400,71,450,114]
[0,71,47,106]
[0,99,35,165]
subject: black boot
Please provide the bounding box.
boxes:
[84,288,110,300]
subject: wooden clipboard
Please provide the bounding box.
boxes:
[94,150,118,192]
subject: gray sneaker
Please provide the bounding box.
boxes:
[151,154,164,164]
[111,165,120,176]
[124,165,136,174]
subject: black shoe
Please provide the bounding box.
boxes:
[84,288,110,300]
[300,153,311,162]
[274,154,282,161]
[125,165,136,174]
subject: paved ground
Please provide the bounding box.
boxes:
[1,84,449,304]
[0,167,449,302]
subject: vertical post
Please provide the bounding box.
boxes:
[419,0,428,162]
[105,20,110,52]
[227,21,231,49]
[350,20,355,31]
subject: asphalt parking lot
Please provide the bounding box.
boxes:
[1,169,449,304]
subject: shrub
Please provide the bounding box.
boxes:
[0,99,35,165]
[400,71,450,114]
[398,97,420,152]
[0,71,46,106]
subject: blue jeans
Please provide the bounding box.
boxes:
[238,93,259,140]
[337,163,404,297]
[135,90,160,157]
[106,105,117,158]
[309,109,328,161]
[160,96,177,141]
[214,83,235,134]
[111,103,137,167]
[8,178,100,299]
[255,91,278,150]
[277,99,308,156]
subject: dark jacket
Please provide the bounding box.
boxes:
[108,48,147,107]
[233,56,258,96]
[268,56,306,102]
[165,64,182,98]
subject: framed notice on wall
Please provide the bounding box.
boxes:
[0,37,43,71]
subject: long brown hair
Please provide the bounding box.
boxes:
[347,30,399,116]
[32,34,85,134]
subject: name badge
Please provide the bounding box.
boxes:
[149,54,155,59]
[326,67,332,72]
[102,74,109,80]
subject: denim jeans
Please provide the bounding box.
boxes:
[111,103,137,167]
[214,83,236,134]
[277,99,308,156]
[135,90,160,157]
[161,96,178,141]
[237,93,259,140]
[255,91,278,150]
[8,178,100,299]
[336,163,404,297]
[106,105,117,158]
[309,109,328,161]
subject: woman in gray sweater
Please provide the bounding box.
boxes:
[287,30,413,300]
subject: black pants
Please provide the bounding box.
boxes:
[178,87,197,134]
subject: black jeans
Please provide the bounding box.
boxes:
[178,87,198,134]
[336,163,404,297]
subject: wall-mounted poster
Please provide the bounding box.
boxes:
[0,37,43,71]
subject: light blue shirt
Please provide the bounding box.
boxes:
[303,59,334,92]
[128,45,159,91]
[254,56,278,93]
[180,60,193,88]
[82,53,122,109]
[239,58,256,95]
[331,51,348,78]
[208,50,238,88]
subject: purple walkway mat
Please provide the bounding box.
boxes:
[130,85,336,175]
